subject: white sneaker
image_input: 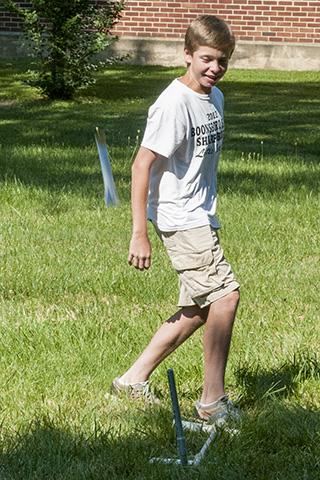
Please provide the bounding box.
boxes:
[110,377,161,405]
[195,395,240,426]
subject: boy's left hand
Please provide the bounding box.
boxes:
[128,234,151,270]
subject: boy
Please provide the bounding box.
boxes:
[111,15,240,424]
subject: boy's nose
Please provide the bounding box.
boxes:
[209,60,221,73]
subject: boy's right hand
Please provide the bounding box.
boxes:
[128,233,151,270]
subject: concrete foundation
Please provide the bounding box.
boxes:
[1,32,320,71]
[0,32,28,58]
[107,37,320,71]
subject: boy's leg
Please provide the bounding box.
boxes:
[200,289,239,404]
[119,304,208,384]
[117,289,239,404]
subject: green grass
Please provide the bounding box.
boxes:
[0,61,319,479]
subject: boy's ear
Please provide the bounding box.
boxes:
[184,48,193,65]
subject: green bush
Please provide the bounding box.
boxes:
[3,0,124,99]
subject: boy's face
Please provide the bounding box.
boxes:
[184,45,231,94]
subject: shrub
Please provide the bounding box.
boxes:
[3,0,124,99]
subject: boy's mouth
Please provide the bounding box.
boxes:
[204,75,218,83]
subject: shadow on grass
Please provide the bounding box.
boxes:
[212,403,320,480]
[223,80,320,159]
[0,402,319,480]
[0,407,179,480]
[218,166,319,196]
[235,349,320,405]
[0,64,319,198]
[0,424,157,480]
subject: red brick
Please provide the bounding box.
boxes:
[270,16,286,21]
[225,15,243,20]
[277,21,293,26]
[285,6,302,11]
[257,6,272,11]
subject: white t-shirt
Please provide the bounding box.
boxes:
[141,78,224,231]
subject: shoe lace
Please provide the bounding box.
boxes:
[129,381,157,403]
[141,383,158,403]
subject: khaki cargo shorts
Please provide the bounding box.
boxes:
[156,224,240,308]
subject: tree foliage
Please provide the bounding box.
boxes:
[2,1,124,99]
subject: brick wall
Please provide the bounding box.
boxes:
[0,5,22,32]
[114,0,320,44]
[0,1,115,32]
[1,1,319,44]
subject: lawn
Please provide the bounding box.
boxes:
[0,61,319,479]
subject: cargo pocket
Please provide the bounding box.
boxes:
[170,249,213,271]
[161,225,218,302]
[171,248,217,301]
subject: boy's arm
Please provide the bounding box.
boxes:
[128,146,158,270]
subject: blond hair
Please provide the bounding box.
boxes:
[185,15,235,54]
